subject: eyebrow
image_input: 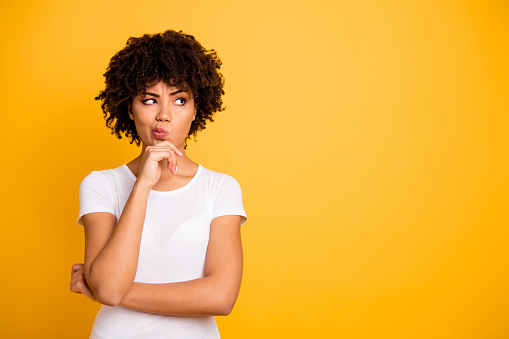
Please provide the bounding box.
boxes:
[144,90,186,97]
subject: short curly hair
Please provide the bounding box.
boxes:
[95,29,225,146]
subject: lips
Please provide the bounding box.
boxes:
[152,127,169,139]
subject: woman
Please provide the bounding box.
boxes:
[69,30,247,338]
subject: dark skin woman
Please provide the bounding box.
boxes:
[70,30,246,339]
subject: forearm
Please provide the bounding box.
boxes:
[119,276,240,316]
[86,182,150,304]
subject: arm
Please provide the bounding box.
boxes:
[82,185,149,306]
[83,142,180,306]
[71,215,243,316]
[120,215,243,316]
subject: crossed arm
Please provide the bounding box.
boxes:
[70,179,243,317]
[70,211,243,316]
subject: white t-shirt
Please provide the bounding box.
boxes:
[77,164,247,339]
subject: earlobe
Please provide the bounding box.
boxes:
[193,107,196,121]
[128,102,134,120]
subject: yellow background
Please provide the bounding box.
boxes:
[1,0,508,338]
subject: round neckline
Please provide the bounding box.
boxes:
[122,164,202,195]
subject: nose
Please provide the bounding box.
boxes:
[156,102,171,122]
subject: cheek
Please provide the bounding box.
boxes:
[132,116,150,135]
[174,117,194,137]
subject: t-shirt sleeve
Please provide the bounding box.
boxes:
[77,171,115,226]
[212,175,247,225]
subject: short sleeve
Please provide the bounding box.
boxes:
[212,175,247,225]
[77,171,115,226]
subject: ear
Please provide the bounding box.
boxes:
[192,106,196,121]
[128,101,134,120]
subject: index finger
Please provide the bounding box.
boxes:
[151,141,183,157]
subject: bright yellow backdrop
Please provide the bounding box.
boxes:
[1,0,507,338]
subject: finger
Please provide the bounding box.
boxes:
[174,147,183,157]
[170,151,177,174]
[164,152,173,172]
[169,144,183,157]
[72,269,82,279]
[145,147,181,164]
[70,282,83,294]
[76,280,90,294]
[70,273,81,284]
[150,142,183,157]
[70,274,85,290]
[71,263,84,275]
[151,148,175,172]
[149,150,173,163]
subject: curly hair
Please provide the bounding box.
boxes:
[95,29,225,146]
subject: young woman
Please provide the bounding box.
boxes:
[69,30,247,338]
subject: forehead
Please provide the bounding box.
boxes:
[141,80,191,95]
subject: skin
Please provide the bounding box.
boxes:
[69,81,243,316]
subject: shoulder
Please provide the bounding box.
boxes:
[81,165,130,185]
[78,166,128,225]
[198,166,244,204]
[200,166,247,224]
[198,165,243,191]
[79,165,133,194]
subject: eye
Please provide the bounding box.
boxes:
[174,98,186,105]
[142,98,156,105]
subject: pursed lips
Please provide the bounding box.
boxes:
[152,127,169,138]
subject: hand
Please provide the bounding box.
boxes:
[137,141,183,189]
[70,263,98,303]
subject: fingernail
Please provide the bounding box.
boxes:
[178,150,183,156]
[175,166,178,173]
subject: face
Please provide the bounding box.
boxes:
[129,81,196,149]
